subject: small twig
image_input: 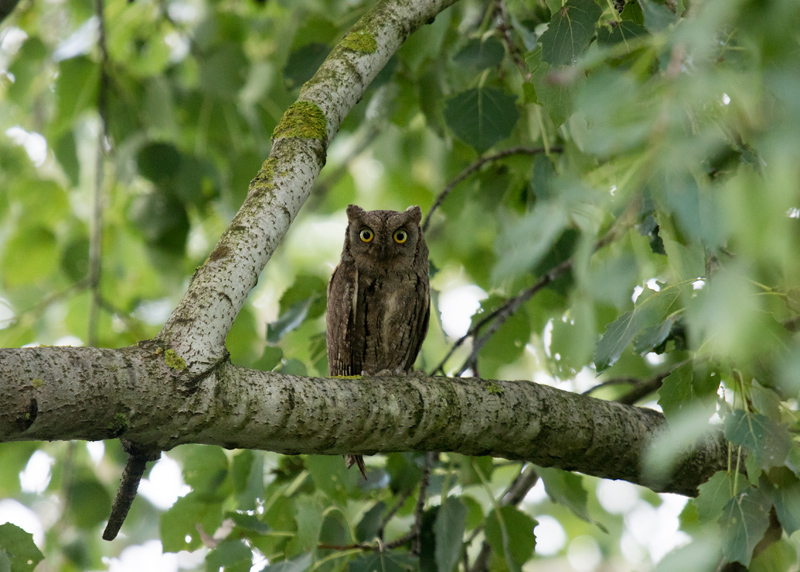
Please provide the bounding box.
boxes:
[494,0,529,80]
[377,487,414,541]
[409,452,434,556]
[89,0,110,347]
[422,146,563,233]
[455,258,573,376]
[614,360,691,405]
[582,377,640,395]
[430,295,517,375]
[2,278,89,331]
[451,207,631,376]
[317,542,374,551]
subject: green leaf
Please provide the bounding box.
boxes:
[279,275,328,320]
[199,45,249,99]
[226,511,270,534]
[453,38,505,70]
[7,37,46,105]
[160,492,224,553]
[305,455,349,504]
[444,87,519,153]
[537,467,604,529]
[540,0,603,66]
[67,475,112,529]
[183,445,231,502]
[1,225,58,288]
[655,537,721,572]
[657,362,717,421]
[127,193,190,255]
[484,506,537,572]
[761,469,800,535]
[719,486,771,567]
[231,449,264,510]
[621,1,645,25]
[54,132,80,187]
[693,470,747,523]
[724,411,792,471]
[356,502,386,542]
[530,61,574,126]
[640,0,677,32]
[468,296,531,366]
[350,552,417,572]
[434,497,467,572]
[633,315,676,354]
[597,21,649,46]
[0,524,43,572]
[593,286,681,373]
[288,496,323,555]
[53,56,99,136]
[267,298,315,343]
[262,553,313,572]
[492,202,568,282]
[284,43,330,89]
[206,540,252,572]
[137,142,182,185]
[254,346,283,371]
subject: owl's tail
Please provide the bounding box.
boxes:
[344,454,367,479]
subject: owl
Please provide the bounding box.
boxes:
[327,204,430,478]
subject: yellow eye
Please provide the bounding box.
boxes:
[359,228,374,243]
[393,230,408,244]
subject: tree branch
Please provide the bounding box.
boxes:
[0,346,731,498]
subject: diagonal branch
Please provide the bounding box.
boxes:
[157,0,460,369]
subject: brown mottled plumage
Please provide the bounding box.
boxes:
[326,205,430,478]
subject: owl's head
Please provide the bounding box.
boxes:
[343,204,426,269]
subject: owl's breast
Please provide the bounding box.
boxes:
[358,271,424,374]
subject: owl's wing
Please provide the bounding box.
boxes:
[326,262,359,376]
[404,273,431,372]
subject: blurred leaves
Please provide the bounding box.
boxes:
[2,0,800,569]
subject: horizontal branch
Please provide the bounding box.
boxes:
[0,346,728,497]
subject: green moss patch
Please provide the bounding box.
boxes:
[272,101,327,141]
[342,30,377,54]
[164,349,186,371]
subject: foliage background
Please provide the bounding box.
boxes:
[0,0,799,570]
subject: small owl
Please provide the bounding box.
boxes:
[327,205,431,478]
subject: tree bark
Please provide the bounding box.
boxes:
[0,345,728,497]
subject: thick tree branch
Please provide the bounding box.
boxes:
[156,0,459,368]
[0,346,730,498]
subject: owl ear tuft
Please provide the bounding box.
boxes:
[346,205,365,220]
[405,205,422,223]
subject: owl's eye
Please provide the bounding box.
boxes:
[359,228,374,243]
[393,230,408,244]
